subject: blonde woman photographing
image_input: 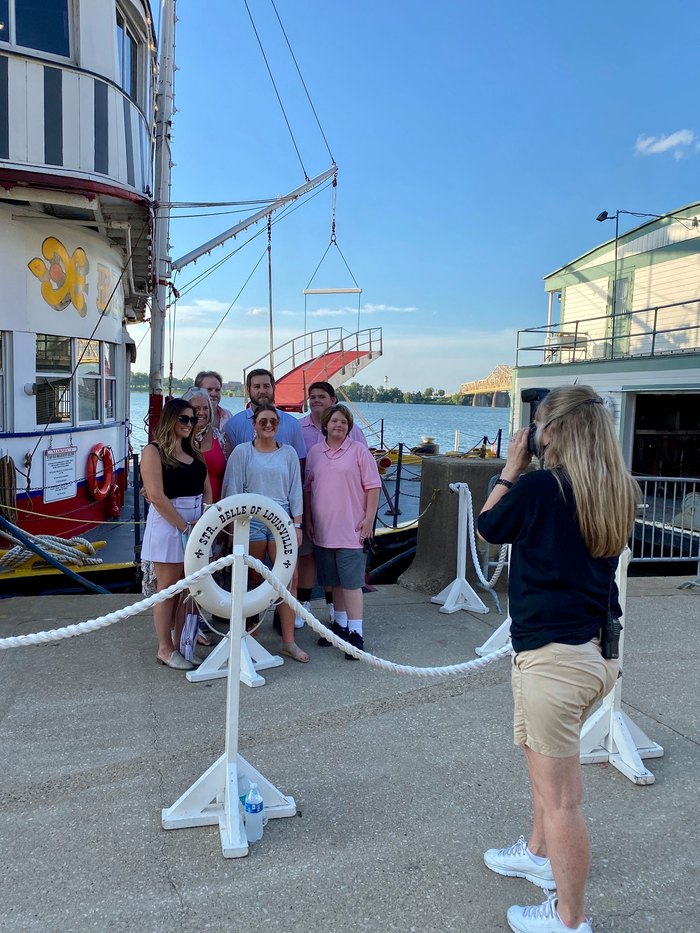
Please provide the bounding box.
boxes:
[478,385,639,933]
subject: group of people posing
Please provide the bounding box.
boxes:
[139,369,380,671]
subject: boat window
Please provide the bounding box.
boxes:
[0,332,4,431]
[35,334,71,425]
[77,339,101,422]
[0,0,70,58]
[36,334,71,373]
[116,7,141,103]
[103,343,117,421]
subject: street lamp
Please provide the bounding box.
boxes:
[595,209,667,307]
[595,209,671,357]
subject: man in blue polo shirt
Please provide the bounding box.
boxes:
[223,368,307,462]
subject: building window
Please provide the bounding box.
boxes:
[36,334,72,425]
[0,0,71,58]
[116,7,140,102]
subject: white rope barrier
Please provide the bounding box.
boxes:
[0,552,511,677]
[245,556,512,677]
[0,553,237,649]
[452,482,508,591]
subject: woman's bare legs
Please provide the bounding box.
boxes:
[524,745,589,928]
[153,561,184,660]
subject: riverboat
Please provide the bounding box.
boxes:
[0,1,155,549]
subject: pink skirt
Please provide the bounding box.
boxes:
[141,495,204,564]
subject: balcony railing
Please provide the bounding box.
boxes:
[516,299,700,367]
[0,52,151,195]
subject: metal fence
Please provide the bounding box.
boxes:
[631,476,700,567]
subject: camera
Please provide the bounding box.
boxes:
[601,612,623,660]
[527,422,539,457]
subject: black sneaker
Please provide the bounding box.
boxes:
[344,629,364,660]
[318,620,348,647]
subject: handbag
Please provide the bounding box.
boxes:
[179,593,203,661]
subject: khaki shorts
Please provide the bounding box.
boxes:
[512,639,619,758]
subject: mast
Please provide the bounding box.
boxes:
[149,0,177,439]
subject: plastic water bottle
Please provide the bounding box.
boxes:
[237,773,249,807]
[244,782,264,842]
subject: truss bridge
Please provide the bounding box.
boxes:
[459,364,512,407]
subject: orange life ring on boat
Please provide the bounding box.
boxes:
[87,445,114,501]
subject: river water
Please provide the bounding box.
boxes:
[129,392,511,455]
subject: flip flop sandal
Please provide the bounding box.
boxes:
[281,642,310,663]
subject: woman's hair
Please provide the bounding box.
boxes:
[321,404,354,436]
[154,398,203,467]
[181,387,213,425]
[252,403,280,427]
[537,385,640,557]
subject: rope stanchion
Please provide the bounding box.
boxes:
[579,547,663,784]
[431,483,492,615]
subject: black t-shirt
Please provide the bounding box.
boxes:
[477,469,620,653]
[148,444,207,499]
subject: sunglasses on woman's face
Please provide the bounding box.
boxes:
[256,418,279,427]
[177,415,198,426]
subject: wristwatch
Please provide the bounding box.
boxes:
[495,477,514,489]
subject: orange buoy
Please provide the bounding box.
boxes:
[86,445,114,501]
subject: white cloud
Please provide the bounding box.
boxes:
[363,303,418,313]
[171,298,231,321]
[635,129,697,157]
[246,307,267,317]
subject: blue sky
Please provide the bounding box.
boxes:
[133,0,700,392]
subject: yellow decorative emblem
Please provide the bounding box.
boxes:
[28,236,89,315]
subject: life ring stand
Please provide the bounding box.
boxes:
[86,444,114,501]
[185,494,297,619]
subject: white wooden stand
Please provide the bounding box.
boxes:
[580,548,664,785]
[431,483,489,615]
[475,616,512,656]
[186,632,283,687]
[162,543,296,857]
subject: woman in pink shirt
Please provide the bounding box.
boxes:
[303,405,381,658]
[182,388,230,502]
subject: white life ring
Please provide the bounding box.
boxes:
[184,494,297,618]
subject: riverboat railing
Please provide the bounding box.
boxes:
[631,475,700,569]
[516,298,700,366]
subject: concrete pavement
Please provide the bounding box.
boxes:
[0,577,698,932]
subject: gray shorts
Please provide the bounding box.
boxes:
[315,546,366,590]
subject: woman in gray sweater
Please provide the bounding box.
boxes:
[221,404,307,662]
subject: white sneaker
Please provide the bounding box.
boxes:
[507,894,592,933]
[484,836,555,889]
[294,600,310,630]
